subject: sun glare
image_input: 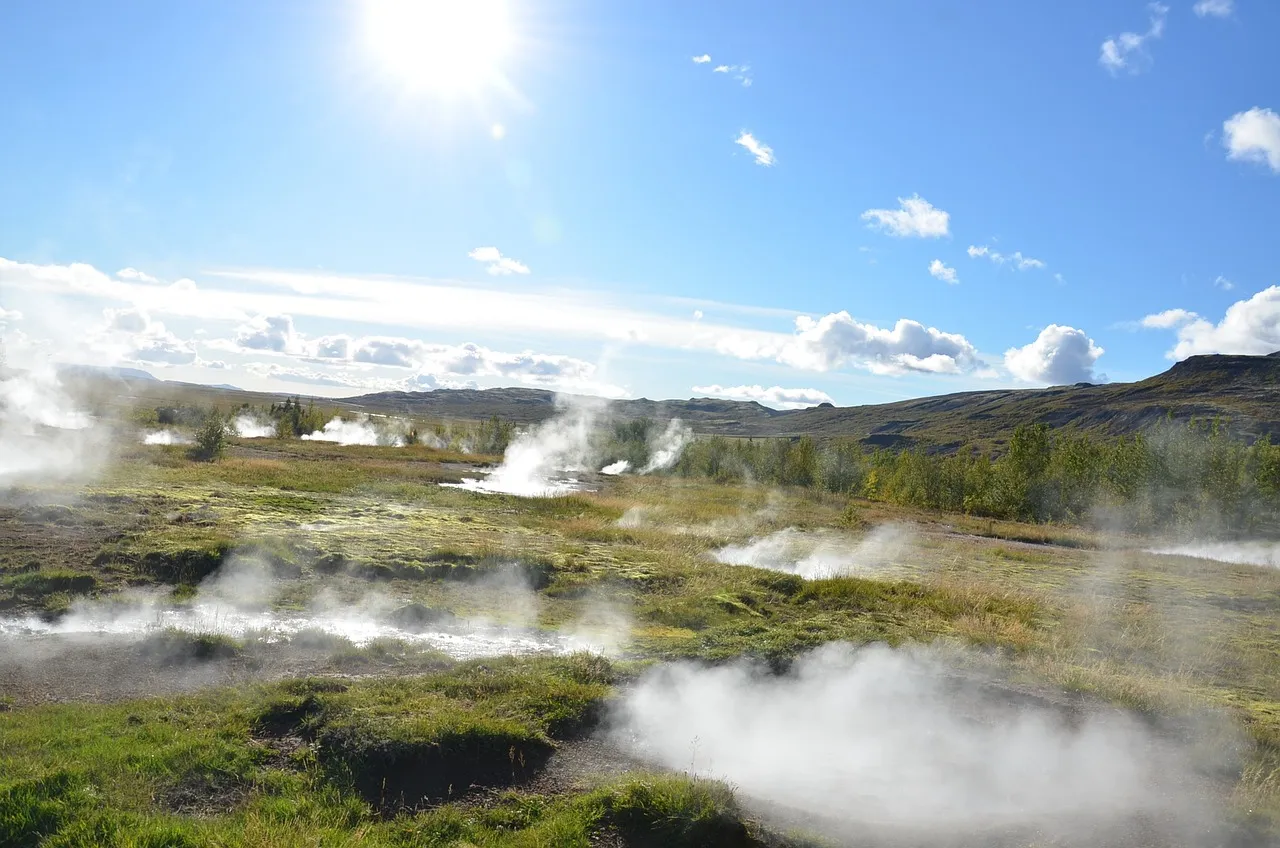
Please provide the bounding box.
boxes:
[364,0,513,97]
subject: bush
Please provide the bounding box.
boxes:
[189,411,228,462]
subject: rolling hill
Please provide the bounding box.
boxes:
[345,352,1280,451]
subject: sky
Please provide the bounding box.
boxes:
[2,0,1279,409]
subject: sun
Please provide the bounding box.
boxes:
[363,0,514,97]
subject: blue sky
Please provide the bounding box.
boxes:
[2,0,1279,407]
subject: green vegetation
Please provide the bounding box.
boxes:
[0,655,784,847]
[8,381,1280,843]
[677,421,1280,532]
[189,411,230,462]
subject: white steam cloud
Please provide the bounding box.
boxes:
[233,414,275,439]
[0,364,103,482]
[447,404,692,495]
[445,400,601,496]
[142,429,190,446]
[1146,541,1280,569]
[612,643,1216,842]
[640,418,692,473]
[302,416,403,447]
[712,525,912,579]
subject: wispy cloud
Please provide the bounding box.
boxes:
[712,63,753,87]
[691,54,711,64]
[1222,107,1280,173]
[966,245,1046,271]
[1,256,991,388]
[1214,275,1235,291]
[1099,3,1168,75]
[928,259,959,285]
[861,195,950,238]
[1193,0,1233,17]
[468,246,531,275]
[735,131,775,166]
[116,267,159,284]
[691,384,835,410]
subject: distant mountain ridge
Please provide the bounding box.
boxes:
[346,352,1280,451]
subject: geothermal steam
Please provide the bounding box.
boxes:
[142,429,190,446]
[446,402,599,496]
[1146,541,1280,569]
[448,401,694,497]
[232,414,275,439]
[612,643,1213,841]
[712,525,912,579]
[0,553,629,659]
[640,418,692,473]
[0,364,101,481]
[302,416,403,447]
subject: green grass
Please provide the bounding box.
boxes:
[10,431,1280,834]
[0,655,785,847]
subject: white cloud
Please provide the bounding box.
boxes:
[712,63,752,86]
[1005,325,1104,384]
[861,195,950,238]
[1141,287,1280,359]
[311,335,351,360]
[967,245,1046,270]
[116,267,159,284]
[104,307,150,334]
[467,246,531,275]
[234,314,300,353]
[928,260,959,285]
[352,336,420,368]
[1099,3,1168,75]
[735,131,775,166]
[100,307,196,366]
[691,384,835,410]
[1222,107,1280,174]
[258,326,616,395]
[1193,0,1233,17]
[1141,308,1200,329]
[719,312,981,375]
[1214,275,1235,291]
[2,256,984,387]
[245,362,393,390]
[692,54,711,64]
[0,305,22,323]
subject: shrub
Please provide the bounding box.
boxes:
[189,411,229,462]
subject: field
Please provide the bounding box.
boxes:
[3,427,1280,846]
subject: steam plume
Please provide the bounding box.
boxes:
[0,363,103,482]
[143,429,190,446]
[232,414,275,438]
[1146,541,1280,569]
[612,643,1220,843]
[302,416,403,446]
[640,418,692,473]
[712,525,912,579]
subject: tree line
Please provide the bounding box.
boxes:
[670,422,1280,533]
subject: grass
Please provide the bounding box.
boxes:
[0,655,783,847]
[8,430,1280,837]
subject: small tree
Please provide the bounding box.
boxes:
[190,411,228,462]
